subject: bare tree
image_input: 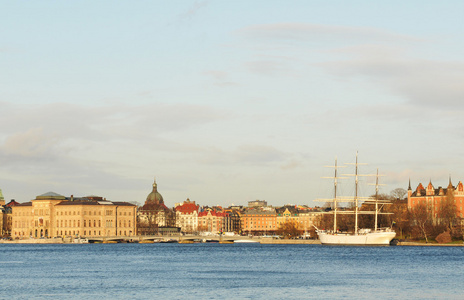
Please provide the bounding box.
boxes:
[385,198,410,239]
[411,202,432,243]
[438,190,457,232]
[277,220,302,239]
[390,188,407,200]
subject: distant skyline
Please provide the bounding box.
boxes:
[1,1,464,207]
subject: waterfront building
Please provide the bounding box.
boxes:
[11,192,136,238]
[198,209,227,233]
[408,179,464,224]
[241,208,276,235]
[137,179,176,235]
[2,200,18,237]
[297,207,322,233]
[222,209,241,233]
[276,206,299,229]
[0,189,4,236]
[175,199,199,233]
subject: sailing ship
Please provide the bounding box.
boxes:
[315,153,396,245]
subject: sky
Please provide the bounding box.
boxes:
[1,1,464,207]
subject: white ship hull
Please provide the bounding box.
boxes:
[318,230,396,245]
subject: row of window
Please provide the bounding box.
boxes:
[16,210,132,217]
[13,230,134,237]
[14,219,132,228]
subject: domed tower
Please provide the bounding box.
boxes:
[145,178,164,205]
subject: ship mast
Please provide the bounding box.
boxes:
[333,158,338,232]
[319,158,346,233]
[375,169,379,232]
[354,152,359,235]
[345,151,366,235]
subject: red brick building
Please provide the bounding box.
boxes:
[407,179,464,223]
[198,210,227,233]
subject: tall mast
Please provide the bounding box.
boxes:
[333,158,338,232]
[354,152,359,235]
[375,169,379,232]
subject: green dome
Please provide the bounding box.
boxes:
[146,179,164,205]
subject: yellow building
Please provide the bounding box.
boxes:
[12,192,136,239]
[241,208,277,235]
[276,206,299,229]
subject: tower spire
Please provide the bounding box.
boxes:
[408,178,411,190]
[448,175,453,189]
[153,177,157,191]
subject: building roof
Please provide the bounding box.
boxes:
[242,208,276,215]
[175,201,199,213]
[410,180,464,197]
[56,200,135,206]
[15,202,33,207]
[35,192,66,200]
[198,210,228,217]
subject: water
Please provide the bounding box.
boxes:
[1,244,463,299]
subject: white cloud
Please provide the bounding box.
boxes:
[236,23,421,45]
[320,56,464,110]
[1,128,60,159]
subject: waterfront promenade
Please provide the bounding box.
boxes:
[2,235,463,246]
[0,235,322,244]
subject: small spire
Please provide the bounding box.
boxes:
[448,175,453,189]
[152,177,157,191]
[408,178,411,190]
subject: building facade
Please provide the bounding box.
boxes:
[198,210,227,233]
[408,179,464,224]
[137,179,176,235]
[276,206,299,229]
[175,199,199,233]
[241,208,277,235]
[11,192,136,239]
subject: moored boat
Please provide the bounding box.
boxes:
[316,153,396,246]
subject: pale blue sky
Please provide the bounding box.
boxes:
[1,1,464,206]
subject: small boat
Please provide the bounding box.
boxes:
[219,240,234,244]
[160,239,178,243]
[73,237,89,244]
[179,240,194,244]
[234,239,259,243]
[139,240,154,244]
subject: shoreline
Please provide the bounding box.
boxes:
[2,238,463,246]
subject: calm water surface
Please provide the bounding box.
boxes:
[1,243,462,299]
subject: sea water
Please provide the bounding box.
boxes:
[1,243,462,299]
